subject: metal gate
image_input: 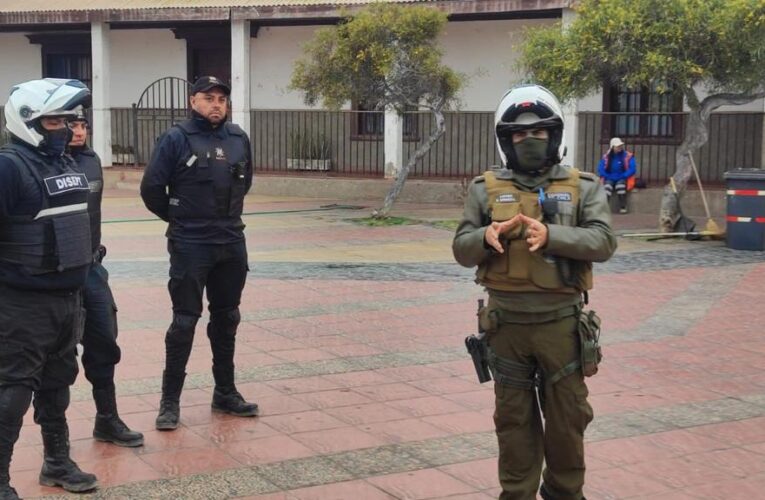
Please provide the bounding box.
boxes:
[128,77,191,165]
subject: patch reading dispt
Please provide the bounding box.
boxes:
[547,192,573,202]
[495,193,518,203]
[44,173,89,196]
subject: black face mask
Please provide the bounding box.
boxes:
[512,137,549,173]
[39,127,73,157]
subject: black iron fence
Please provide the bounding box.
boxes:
[0,106,759,183]
[251,109,384,177]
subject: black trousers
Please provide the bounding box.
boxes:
[164,239,248,385]
[0,283,81,391]
[81,261,121,387]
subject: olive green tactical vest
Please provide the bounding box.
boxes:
[477,168,593,293]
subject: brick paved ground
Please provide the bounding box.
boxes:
[10,190,765,499]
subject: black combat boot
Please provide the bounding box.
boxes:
[211,386,259,417]
[155,371,185,430]
[92,384,144,447]
[539,484,586,500]
[0,446,19,500]
[0,385,33,500]
[211,363,258,417]
[39,427,97,492]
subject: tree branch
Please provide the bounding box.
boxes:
[700,91,765,117]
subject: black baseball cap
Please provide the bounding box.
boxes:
[191,76,231,96]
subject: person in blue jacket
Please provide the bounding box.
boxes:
[597,137,636,213]
[140,76,258,431]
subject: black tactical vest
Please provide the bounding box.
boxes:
[168,120,249,221]
[71,147,103,252]
[0,144,92,275]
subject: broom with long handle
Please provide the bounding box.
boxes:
[688,152,724,237]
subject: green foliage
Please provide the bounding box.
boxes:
[350,216,416,226]
[290,3,463,111]
[519,0,765,102]
[288,129,331,160]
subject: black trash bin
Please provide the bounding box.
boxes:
[724,169,765,251]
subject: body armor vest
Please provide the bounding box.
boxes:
[0,144,92,275]
[168,120,248,221]
[477,168,593,293]
[71,147,103,252]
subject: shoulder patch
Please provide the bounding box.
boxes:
[473,175,485,183]
[579,171,598,182]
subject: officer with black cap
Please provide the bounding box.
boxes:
[67,112,144,448]
[0,79,98,498]
[141,76,257,431]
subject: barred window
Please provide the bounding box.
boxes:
[352,101,419,141]
[603,82,683,144]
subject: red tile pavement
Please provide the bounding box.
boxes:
[287,480,397,499]
[367,468,478,499]
[224,434,316,465]
[9,192,765,500]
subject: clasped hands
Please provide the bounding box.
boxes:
[485,214,548,253]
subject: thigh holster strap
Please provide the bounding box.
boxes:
[487,348,537,390]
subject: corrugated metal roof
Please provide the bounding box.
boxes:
[0,0,422,13]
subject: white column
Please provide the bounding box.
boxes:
[560,8,578,168]
[91,22,112,167]
[384,107,403,178]
[231,19,251,137]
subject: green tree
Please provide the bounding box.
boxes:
[519,0,765,231]
[290,3,463,218]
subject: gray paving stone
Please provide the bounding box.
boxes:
[255,456,355,490]
[328,445,427,476]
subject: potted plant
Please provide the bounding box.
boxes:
[286,129,332,171]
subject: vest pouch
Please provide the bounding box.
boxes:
[578,309,602,377]
[214,186,231,217]
[528,252,565,289]
[228,161,247,217]
[490,202,522,240]
[194,152,213,181]
[52,212,92,271]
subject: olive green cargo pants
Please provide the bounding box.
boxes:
[488,312,593,500]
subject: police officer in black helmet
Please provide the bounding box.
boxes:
[141,76,257,431]
[67,111,144,448]
[0,79,98,498]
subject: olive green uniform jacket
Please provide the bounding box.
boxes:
[452,164,617,312]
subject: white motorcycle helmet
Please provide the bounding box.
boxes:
[494,84,566,170]
[4,78,91,148]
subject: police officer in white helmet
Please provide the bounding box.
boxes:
[0,79,98,498]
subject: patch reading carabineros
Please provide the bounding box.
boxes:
[547,192,573,202]
[44,173,89,196]
[495,193,518,203]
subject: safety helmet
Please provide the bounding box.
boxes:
[4,78,91,148]
[494,84,565,170]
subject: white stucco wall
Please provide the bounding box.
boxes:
[250,26,320,109]
[250,19,553,111]
[109,29,186,108]
[440,19,556,112]
[0,34,41,99]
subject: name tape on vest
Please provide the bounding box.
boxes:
[44,173,89,196]
[547,192,573,202]
[495,193,518,203]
